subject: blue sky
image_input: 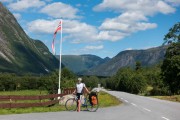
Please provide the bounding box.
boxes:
[1,0,180,58]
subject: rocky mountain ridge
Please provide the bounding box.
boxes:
[82,45,168,76]
[0,2,59,74]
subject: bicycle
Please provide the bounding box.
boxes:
[65,93,99,112]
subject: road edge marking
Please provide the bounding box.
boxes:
[131,103,137,106]
[142,107,151,112]
[161,117,170,120]
[124,100,129,103]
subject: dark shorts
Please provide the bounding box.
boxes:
[76,93,82,100]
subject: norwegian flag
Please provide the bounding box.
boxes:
[54,21,62,34]
[52,21,62,55]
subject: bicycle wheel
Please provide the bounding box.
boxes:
[86,100,99,112]
[65,98,77,111]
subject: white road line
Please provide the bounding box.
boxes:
[143,107,151,112]
[131,103,137,106]
[161,117,170,120]
[124,100,129,103]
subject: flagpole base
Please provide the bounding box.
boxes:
[58,88,61,94]
[58,89,61,105]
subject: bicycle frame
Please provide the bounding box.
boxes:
[65,93,99,112]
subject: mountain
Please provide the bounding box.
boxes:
[83,46,168,76]
[56,54,110,74]
[0,2,59,74]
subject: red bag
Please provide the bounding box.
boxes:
[91,96,97,105]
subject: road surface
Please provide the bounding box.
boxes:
[0,90,180,120]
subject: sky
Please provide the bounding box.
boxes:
[1,0,180,58]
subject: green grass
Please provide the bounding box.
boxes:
[0,90,48,95]
[142,86,180,103]
[0,105,66,115]
[98,91,122,107]
[152,95,180,102]
[0,90,121,114]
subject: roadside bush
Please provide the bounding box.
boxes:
[110,67,147,94]
[82,76,99,89]
[0,68,77,93]
[150,86,170,96]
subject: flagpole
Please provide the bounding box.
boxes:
[58,19,62,95]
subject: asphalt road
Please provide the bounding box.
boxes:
[0,90,180,120]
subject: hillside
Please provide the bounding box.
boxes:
[0,2,59,74]
[56,55,110,74]
[83,46,168,76]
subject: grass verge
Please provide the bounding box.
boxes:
[0,105,66,115]
[0,90,121,115]
[0,90,48,95]
[152,95,180,102]
[98,91,122,107]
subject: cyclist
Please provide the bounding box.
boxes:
[73,77,90,112]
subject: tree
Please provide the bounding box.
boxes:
[39,68,77,94]
[161,22,180,94]
[61,68,76,79]
[163,22,180,45]
[82,76,99,89]
[135,61,142,71]
[130,72,147,94]
[161,43,180,94]
[111,67,147,94]
[0,73,16,91]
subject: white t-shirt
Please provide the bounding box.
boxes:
[76,83,85,93]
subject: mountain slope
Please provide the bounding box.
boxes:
[56,55,110,73]
[83,46,168,76]
[0,2,59,74]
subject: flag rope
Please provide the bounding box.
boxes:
[52,20,62,94]
[58,19,62,94]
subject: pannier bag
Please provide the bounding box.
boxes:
[91,96,97,105]
[89,92,98,105]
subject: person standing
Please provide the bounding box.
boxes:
[73,77,90,112]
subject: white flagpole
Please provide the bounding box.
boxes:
[58,19,62,95]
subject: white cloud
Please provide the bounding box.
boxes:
[99,12,157,37]
[63,20,130,42]
[27,17,156,43]
[93,0,175,16]
[117,12,148,23]
[133,22,157,31]
[99,12,151,32]
[157,1,176,14]
[27,19,100,43]
[97,31,129,41]
[8,0,45,11]
[63,20,97,34]
[125,48,133,50]
[0,0,13,3]
[84,45,104,50]
[40,2,80,19]
[165,0,180,6]
[27,19,97,34]
[27,19,57,34]
[142,46,159,50]
[26,0,177,44]
[13,13,21,20]
[94,0,171,41]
